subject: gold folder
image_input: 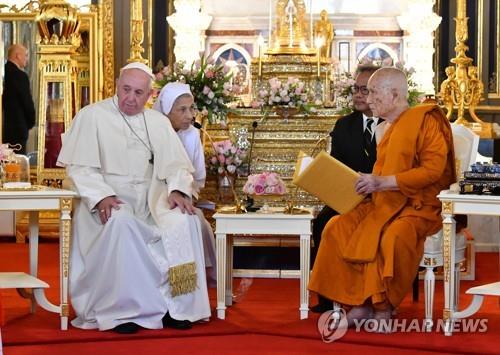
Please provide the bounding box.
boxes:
[292,151,366,214]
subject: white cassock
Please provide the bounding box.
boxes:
[176,125,216,284]
[57,97,211,331]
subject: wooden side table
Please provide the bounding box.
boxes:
[0,187,76,330]
[213,211,313,320]
[438,190,500,335]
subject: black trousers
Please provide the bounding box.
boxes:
[311,205,338,266]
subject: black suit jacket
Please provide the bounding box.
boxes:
[2,60,36,148]
[330,110,377,174]
[311,110,378,263]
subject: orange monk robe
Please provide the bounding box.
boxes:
[308,104,456,308]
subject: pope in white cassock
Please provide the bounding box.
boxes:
[57,62,211,334]
[152,82,217,286]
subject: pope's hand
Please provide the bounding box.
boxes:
[96,196,124,224]
[168,190,195,215]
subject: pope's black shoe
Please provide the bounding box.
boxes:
[113,322,140,334]
[162,312,192,330]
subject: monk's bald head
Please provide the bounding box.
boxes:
[366,67,409,121]
[7,44,28,69]
[370,67,408,99]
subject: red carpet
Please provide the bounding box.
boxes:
[0,241,499,354]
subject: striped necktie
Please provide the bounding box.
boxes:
[363,118,375,156]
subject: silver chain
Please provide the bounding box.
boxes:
[113,98,154,164]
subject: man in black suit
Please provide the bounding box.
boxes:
[311,64,383,312]
[2,44,36,154]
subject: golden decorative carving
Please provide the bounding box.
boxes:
[36,47,75,185]
[442,201,453,214]
[268,0,315,55]
[36,0,80,46]
[0,1,40,13]
[128,0,147,64]
[61,197,72,211]
[75,9,100,106]
[201,108,337,209]
[60,197,72,278]
[442,223,452,282]
[102,0,115,98]
[443,308,451,319]
[60,303,69,317]
[250,54,332,104]
[438,0,495,138]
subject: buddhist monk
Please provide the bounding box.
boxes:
[309,67,456,328]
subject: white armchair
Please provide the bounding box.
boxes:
[420,123,479,330]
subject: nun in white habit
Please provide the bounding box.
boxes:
[153,82,217,285]
[57,63,210,334]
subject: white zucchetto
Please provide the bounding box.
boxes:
[120,62,155,80]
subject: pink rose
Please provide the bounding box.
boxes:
[266,173,279,186]
[254,184,265,195]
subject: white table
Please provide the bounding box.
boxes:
[437,190,500,336]
[213,211,313,320]
[0,187,76,330]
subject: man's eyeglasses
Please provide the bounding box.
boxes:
[350,85,369,95]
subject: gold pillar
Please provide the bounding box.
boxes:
[36,0,80,186]
[128,0,147,64]
[438,0,494,138]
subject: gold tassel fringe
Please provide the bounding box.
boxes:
[168,262,197,297]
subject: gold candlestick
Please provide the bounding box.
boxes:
[258,46,262,78]
[257,34,264,78]
[316,49,320,77]
[438,0,494,138]
[128,0,147,64]
[457,0,466,18]
[314,36,324,78]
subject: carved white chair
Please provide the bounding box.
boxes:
[420,123,479,330]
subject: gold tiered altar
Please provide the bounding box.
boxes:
[251,0,334,105]
[251,54,333,105]
[201,2,337,209]
[201,108,339,210]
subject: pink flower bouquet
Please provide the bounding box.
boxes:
[208,139,247,176]
[243,172,287,196]
[155,56,238,124]
[251,76,309,109]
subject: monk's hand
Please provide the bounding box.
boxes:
[96,196,124,224]
[168,190,195,215]
[355,174,398,194]
[355,173,380,194]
